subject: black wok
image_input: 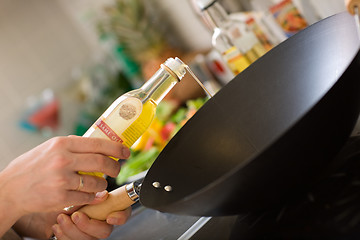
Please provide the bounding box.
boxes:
[139,12,360,216]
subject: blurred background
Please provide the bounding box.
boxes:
[0,0,346,177]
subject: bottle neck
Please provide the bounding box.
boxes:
[140,66,179,105]
[202,2,230,30]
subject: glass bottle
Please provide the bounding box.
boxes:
[197,0,249,75]
[245,17,274,51]
[196,0,267,72]
[81,57,187,177]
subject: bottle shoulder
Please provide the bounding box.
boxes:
[122,89,147,101]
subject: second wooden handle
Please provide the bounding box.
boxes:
[78,184,136,221]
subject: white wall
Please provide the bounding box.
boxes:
[0,0,93,170]
[57,0,213,52]
[155,0,213,51]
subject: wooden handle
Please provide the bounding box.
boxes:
[78,184,136,221]
[346,0,360,15]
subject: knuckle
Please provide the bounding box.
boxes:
[51,153,71,169]
[108,211,130,226]
[95,155,119,175]
[76,193,94,206]
[117,212,130,225]
[98,178,108,190]
[45,171,69,191]
[116,217,127,225]
[104,159,120,177]
[95,155,107,166]
[110,146,122,159]
[109,159,121,175]
[73,221,95,240]
[85,193,95,203]
[49,136,67,149]
[89,138,103,151]
[87,176,107,191]
[54,174,69,188]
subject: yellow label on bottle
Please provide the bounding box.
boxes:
[84,97,142,141]
[80,97,143,177]
[223,46,250,75]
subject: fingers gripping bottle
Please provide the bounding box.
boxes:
[81,57,187,177]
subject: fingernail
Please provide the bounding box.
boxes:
[107,217,118,225]
[95,190,107,199]
[122,148,130,158]
[72,212,80,225]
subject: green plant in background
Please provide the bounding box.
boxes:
[116,147,159,185]
[98,0,169,65]
[73,59,133,136]
[97,0,184,81]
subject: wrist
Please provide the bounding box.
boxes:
[0,169,26,237]
[0,194,23,237]
[0,168,25,220]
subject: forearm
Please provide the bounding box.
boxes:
[0,210,17,238]
[0,199,21,237]
[0,170,24,238]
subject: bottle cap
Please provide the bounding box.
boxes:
[195,0,217,11]
[164,57,187,81]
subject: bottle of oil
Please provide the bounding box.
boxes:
[81,57,186,177]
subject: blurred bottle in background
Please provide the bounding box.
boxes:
[195,0,268,76]
[250,0,309,39]
[195,0,250,76]
[245,17,274,51]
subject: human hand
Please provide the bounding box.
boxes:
[0,135,130,218]
[52,191,132,240]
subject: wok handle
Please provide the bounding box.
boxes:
[78,184,137,221]
[346,0,360,15]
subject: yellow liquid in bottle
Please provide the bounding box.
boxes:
[80,99,157,178]
[120,99,156,148]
